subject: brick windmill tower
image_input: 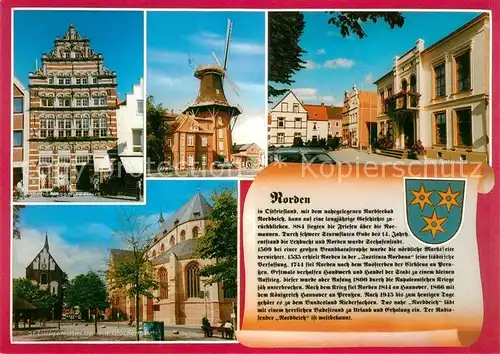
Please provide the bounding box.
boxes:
[182,19,241,162]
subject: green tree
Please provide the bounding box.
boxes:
[108,209,159,341]
[13,278,57,324]
[268,12,405,99]
[268,12,306,99]
[146,95,177,167]
[65,271,108,335]
[195,188,238,295]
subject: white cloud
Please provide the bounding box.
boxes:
[323,58,355,69]
[304,60,319,70]
[147,70,192,89]
[290,88,341,106]
[148,49,190,64]
[13,228,109,279]
[191,32,264,55]
[316,48,326,55]
[231,111,267,151]
[364,73,374,84]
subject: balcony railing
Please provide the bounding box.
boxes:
[383,91,420,114]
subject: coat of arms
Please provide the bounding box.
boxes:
[404,178,466,245]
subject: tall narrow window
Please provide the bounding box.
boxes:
[435,63,446,97]
[170,235,176,246]
[410,75,417,92]
[277,133,285,144]
[293,103,299,113]
[201,136,207,147]
[40,273,48,285]
[158,268,168,299]
[132,129,142,152]
[186,263,200,298]
[294,117,301,129]
[455,108,472,147]
[14,97,23,113]
[180,230,186,242]
[281,102,288,112]
[192,226,199,239]
[137,100,144,114]
[278,117,285,128]
[401,79,408,91]
[434,112,447,146]
[13,131,23,147]
[187,135,194,147]
[456,52,471,92]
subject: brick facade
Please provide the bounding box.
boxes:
[27,24,118,192]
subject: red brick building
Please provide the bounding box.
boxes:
[13,78,29,191]
[27,24,118,192]
[164,65,241,170]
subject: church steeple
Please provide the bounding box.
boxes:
[44,230,49,251]
[158,212,165,225]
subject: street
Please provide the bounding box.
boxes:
[12,321,233,342]
[328,148,419,165]
[148,168,261,178]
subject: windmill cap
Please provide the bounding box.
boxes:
[194,64,225,79]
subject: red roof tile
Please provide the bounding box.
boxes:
[304,104,328,121]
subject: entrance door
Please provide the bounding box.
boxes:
[403,114,415,148]
[76,165,91,190]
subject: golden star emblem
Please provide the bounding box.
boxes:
[437,185,461,212]
[410,184,434,211]
[420,210,447,238]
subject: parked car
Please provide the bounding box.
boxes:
[269,147,337,165]
[214,161,234,169]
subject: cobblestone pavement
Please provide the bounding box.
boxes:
[12,322,233,342]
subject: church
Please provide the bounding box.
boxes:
[107,191,236,325]
[26,232,65,296]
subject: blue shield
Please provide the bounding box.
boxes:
[404,179,466,245]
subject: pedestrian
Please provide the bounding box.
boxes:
[93,176,100,194]
[16,180,24,200]
[136,178,142,201]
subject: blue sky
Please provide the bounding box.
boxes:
[14,10,144,100]
[147,11,267,149]
[13,180,237,278]
[271,11,484,107]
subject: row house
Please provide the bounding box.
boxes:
[303,104,329,142]
[27,24,118,192]
[374,13,490,163]
[342,85,377,149]
[268,91,308,147]
[116,78,144,186]
[13,78,29,190]
[327,106,342,138]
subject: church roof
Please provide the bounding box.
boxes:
[157,192,212,237]
[110,249,134,265]
[152,238,197,265]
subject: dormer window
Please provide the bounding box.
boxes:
[193,211,201,217]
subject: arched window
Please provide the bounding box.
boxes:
[186,263,200,298]
[401,79,408,91]
[180,230,186,242]
[410,75,417,92]
[169,236,176,246]
[152,250,157,258]
[160,243,165,252]
[40,273,48,285]
[192,226,199,239]
[158,268,168,299]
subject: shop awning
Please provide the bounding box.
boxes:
[120,156,144,174]
[93,153,112,172]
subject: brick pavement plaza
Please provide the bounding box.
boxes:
[12,321,230,342]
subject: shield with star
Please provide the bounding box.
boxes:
[404,178,466,245]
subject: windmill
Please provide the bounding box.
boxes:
[183,19,243,162]
[211,19,242,131]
